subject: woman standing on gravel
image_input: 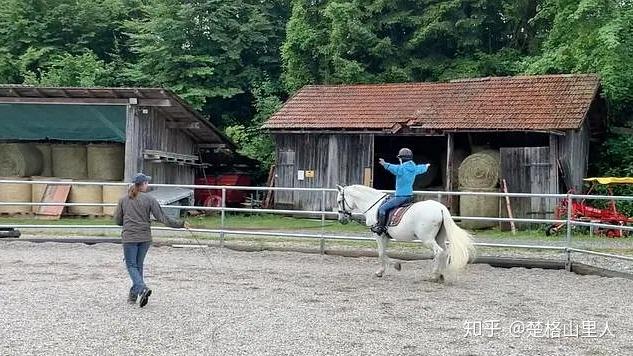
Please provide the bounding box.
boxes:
[114,173,185,308]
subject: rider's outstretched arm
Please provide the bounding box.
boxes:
[416,163,430,175]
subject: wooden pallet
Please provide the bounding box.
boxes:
[143,149,199,165]
[0,212,32,217]
[36,183,72,220]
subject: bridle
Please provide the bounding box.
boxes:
[337,189,353,219]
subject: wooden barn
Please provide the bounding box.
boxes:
[0,86,236,217]
[264,74,607,220]
[0,86,234,184]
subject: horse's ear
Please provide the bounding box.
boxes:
[336,185,344,192]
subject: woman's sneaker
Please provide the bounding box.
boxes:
[128,291,137,304]
[139,287,152,308]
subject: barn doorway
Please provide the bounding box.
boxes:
[373,135,445,191]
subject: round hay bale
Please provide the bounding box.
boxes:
[102,184,127,216]
[440,148,468,187]
[478,149,500,163]
[0,143,43,177]
[459,187,499,229]
[31,176,56,214]
[52,144,88,179]
[458,151,500,189]
[0,177,32,215]
[413,155,438,189]
[68,183,103,216]
[35,143,52,177]
[87,144,124,181]
[471,145,487,154]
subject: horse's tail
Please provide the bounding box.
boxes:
[440,206,475,272]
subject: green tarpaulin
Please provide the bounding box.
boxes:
[0,104,126,142]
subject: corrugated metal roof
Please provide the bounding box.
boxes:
[264,74,601,132]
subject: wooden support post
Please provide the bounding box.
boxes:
[548,134,560,217]
[124,105,143,181]
[502,179,517,235]
[445,133,454,209]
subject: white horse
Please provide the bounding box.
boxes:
[336,184,475,282]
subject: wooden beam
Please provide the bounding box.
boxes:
[0,97,173,106]
[197,143,227,149]
[108,89,121,98]
[124,105,142,181]
[166,121,202,130]
[445,133,454,209]
[134,89,146,98]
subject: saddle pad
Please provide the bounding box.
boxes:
[387,204,414,227]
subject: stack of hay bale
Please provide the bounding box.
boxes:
[0,142,125,217]
[0,144,42,215]
[86,144,127,216]
[457,150,500,229]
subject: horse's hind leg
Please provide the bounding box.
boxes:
[428,240,446,283]
[417,227,445,283]
[435,227,450,281]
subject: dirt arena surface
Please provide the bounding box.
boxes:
[1,241,631,355]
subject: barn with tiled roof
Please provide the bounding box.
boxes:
[264,74,606,216]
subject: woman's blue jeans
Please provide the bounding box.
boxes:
[123,242,151,296]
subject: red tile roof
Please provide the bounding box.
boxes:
[264,74,600,131]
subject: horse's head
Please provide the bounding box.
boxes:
[336,185,353,224]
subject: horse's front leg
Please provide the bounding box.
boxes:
[375,235,391,277]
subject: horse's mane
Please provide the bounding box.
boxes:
[347,184,380,196]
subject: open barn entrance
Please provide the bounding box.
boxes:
[373,135,446,191]
[372,132,550,193]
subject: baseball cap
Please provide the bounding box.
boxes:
[132,173,152,184]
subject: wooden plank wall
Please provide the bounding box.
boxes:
[558,120,590,192]
[125,106,197,185]
[500,146,558,223]
[273,133,373,211]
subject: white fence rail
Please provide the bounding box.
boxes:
[0,179,632,272]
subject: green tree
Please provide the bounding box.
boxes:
[281,0,535,91]
[0,0,136,85]
[125,0,289,121]
[525,0,633,124]
[225,79,283,169]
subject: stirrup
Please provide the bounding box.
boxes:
[371,224,386,235]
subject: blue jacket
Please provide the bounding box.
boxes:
[383,160,429,196]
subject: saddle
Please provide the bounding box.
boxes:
[386,202,414,227]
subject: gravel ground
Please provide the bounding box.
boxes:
[1,241,632,356]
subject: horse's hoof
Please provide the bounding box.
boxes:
[393,262,402,271]
[427,275,445,283]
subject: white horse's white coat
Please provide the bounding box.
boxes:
[336,185,475,281]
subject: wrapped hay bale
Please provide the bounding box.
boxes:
[0,177,32,215]
[459,187,499,229]
[0,143,43,177]
[68,183,102,216]
[35,143,53,177]
[458,151,500,189]
[102,184,127,216]
[52,144,88,179]
[87,144,124,181]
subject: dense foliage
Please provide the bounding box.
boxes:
[0,0,631,178]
